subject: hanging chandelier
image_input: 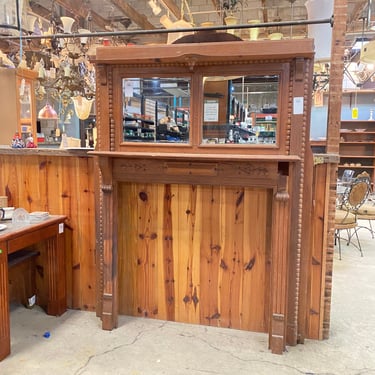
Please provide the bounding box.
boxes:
[31,15,96,118]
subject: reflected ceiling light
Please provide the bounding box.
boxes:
[38,103,58,119]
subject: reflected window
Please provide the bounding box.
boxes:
[122,77,190,143]
[202,75,279,145]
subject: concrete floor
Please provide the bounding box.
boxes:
[1,222,375,375]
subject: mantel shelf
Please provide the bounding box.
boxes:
[90,151,301,162]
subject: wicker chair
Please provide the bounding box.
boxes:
[335,171,371,259]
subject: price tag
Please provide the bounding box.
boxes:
[352,107,358,119]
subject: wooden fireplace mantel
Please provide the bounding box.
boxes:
[93,39,314,354]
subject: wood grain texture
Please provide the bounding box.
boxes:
[0,154,96,311]
[118,182,271,332]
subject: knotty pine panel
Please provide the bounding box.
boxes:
[118,182,272,333]
[0,154,96,311]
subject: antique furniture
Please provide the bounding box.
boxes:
[0,68,38,146]
[0,215,67,361]
[93,38,315,354]
[334,171,370,259]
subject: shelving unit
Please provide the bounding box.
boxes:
[0,68,37,146]
[252,113,277,129]
[339,119,375,187]
[123,116,155,141]
[123,108,190,143]
[251,113,277,144]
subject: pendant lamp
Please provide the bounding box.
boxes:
[60,17,75,33]
[38,103,58,119]
[72,96,94,120]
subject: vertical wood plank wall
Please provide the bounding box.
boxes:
[118,182,272,332]
[0,154,96,311]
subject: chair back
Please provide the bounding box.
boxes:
[341,169,355,183]
[341,171,371,212]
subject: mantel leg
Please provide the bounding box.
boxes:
[270,175,290,354]
[99,157,117,331]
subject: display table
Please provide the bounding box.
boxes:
[0,215,67,361]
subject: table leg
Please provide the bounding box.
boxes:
[0,242,10,361]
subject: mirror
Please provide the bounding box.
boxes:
[122,77,190,143]
[202,74,279,145]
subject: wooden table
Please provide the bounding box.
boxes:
[0,215,67,361]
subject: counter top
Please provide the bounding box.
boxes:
[0,146,94,157]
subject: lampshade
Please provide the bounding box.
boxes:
[38,103,58,119]
[72,96,94,120]
[159,15,193,44]
[25,15,37,33]
[60,16,75,33]
[78,28,91,45]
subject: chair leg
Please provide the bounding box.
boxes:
[335,229,342,260]
[355,219,375,239]
[369,220,374,239]
[352,229,364,257]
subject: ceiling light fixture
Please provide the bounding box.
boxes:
[38,102,58,119]
[148,0,162,16]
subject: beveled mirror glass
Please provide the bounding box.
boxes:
[202,75,279,145]
[122,77,190,143]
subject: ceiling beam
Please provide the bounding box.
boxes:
[347,0,368,32]
[44,0,109,30]
[109,0,156,29]
[160,0,183,21]
[261,0,269,23]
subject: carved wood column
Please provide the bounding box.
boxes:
[99,156,118,330]
[45,232,67,316]
[269,173,290,354]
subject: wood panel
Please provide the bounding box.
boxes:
[0,154,96,311]
[117,182,271,332]
[307,162,329,339]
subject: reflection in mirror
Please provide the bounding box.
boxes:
[202,75,279,145]
[122,77,190,143]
